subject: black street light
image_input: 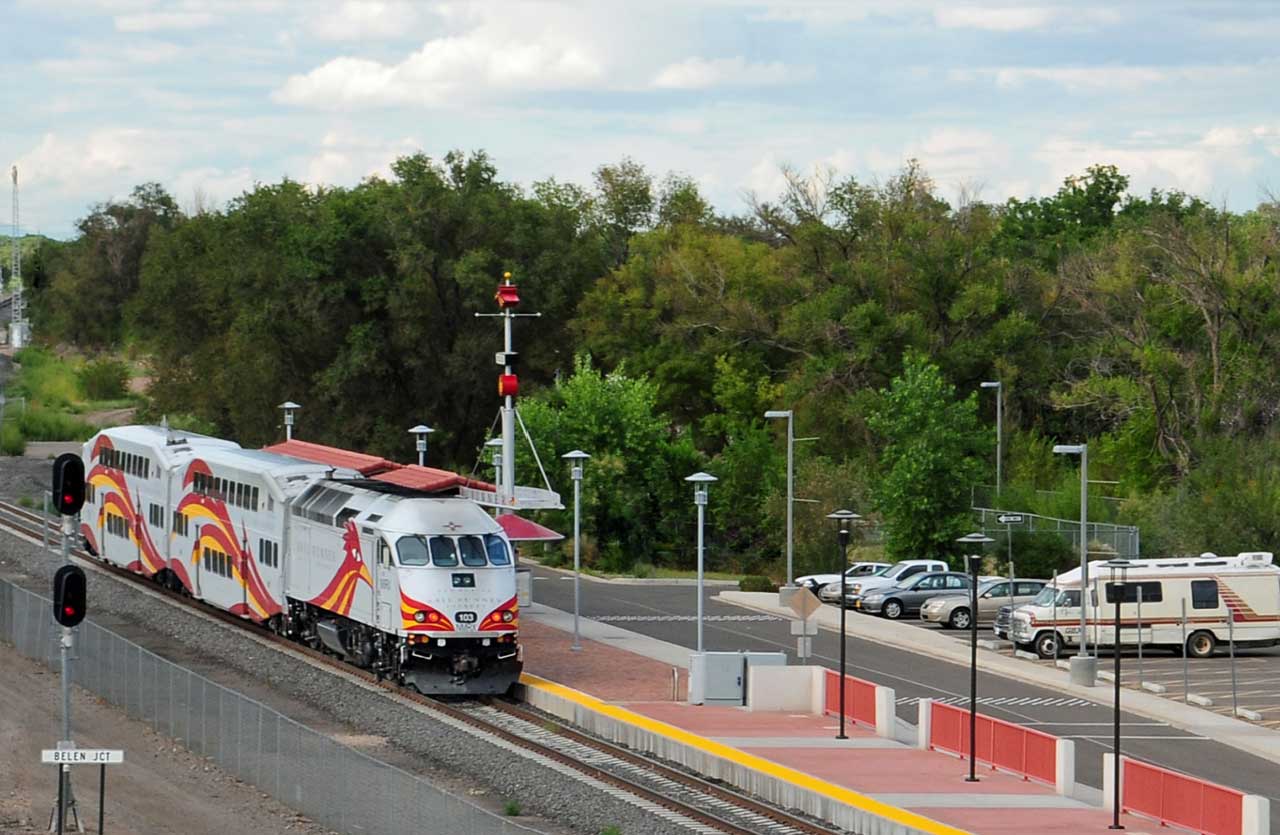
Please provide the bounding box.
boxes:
[957,532,993,782]
[827,509,861,740]
[1106,558,1131,830]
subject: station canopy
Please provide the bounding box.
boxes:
[496,514,564,542]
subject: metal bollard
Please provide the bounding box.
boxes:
[1136,586,1143,686]
[1051,571,1059,664]
[1181,600,1189,702]
[1228,610,1238,715]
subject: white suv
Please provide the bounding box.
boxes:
[842,559,949,608]
[795,562,890,592]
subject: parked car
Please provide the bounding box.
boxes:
[843,559,948,608]
[859,571,972,619]
[920,578,1047,630]
[795,562,890,593]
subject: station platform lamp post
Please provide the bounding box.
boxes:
[766,409,819,586]
[1053,442,1097,686]
[563,450,590,651]
[686,472,718,653]
[957,531,994,782]
[408,424,434,467]
[1105,559,1131,830]
[279,401,300,441]
[827,509,860,740]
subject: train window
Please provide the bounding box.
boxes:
[484,534,511,566]
[429,537,459,567]
[252,487,259,510]
[396,536,430,566]
[173,509,189,537]
[378,540,393,566]
[458,536,488,567]
[1191,580,1219,609]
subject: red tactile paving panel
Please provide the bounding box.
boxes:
[519,619,687,701]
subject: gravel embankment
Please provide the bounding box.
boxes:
[0,532,697,835]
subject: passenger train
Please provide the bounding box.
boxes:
[79,424,523,694]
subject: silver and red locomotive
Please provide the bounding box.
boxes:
[80,426,539,694]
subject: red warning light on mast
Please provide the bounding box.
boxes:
[498,374,519,397]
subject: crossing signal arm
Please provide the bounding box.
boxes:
[53,565,86,628]
[51,453,85,516]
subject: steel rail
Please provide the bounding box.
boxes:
[0,499,835,835]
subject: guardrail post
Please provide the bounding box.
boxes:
[874,685,895,739]
[917,698,932,750]
[1055,739,1075,797]
[1243,795,1270,835]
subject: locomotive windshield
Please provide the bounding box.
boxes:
[395,534,511,567]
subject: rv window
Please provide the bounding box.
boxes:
[1191,580,1219,610]
[1105,581,1163,604]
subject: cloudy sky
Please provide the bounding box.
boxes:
[5,0,1280,238]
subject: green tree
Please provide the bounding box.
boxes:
[514,355,699,570]
[868,353,987,562]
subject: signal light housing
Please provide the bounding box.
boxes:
[52,565,87,628]
[498,374,519,397]
[51,453,86,516]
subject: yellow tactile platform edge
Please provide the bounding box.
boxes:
[520,672,970,835]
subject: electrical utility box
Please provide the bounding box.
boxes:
[688,651,787,705]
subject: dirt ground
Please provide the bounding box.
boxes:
[0,644,335,835]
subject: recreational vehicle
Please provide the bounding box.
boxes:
[1010,552,1280,659]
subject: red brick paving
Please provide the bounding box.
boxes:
[520,618,687,701]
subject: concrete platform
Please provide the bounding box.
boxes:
[519,608,1150,835]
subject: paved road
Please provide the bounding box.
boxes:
[529,566,1280,829]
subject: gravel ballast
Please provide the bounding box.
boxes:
[0,529,701,835]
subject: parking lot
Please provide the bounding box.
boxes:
[834,601,1280,729]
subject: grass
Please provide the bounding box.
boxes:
[3,348,134,450]
[502,801,521,816]
[1,424,25,456]
[600,827,622,835]
[17,409,95,442]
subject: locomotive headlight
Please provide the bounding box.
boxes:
[501,611,514,623]
[414,611,426,623]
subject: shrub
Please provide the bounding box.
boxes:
[502,801,521,816]
[11,347,81,408]
[740,575,776,592]
[600,827,622,835]
[17,408,95,442]
[80,358,130,401]
[1,424,25,456]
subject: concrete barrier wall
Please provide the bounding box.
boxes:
[518,675,968,835]
[745,665,825,714]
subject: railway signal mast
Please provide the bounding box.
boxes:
[9,165,29,348]
[477,272,541,513]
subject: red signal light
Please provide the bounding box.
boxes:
[498,374,518,397]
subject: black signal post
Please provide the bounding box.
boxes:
[49,454,87,834]
[826,509,860,740]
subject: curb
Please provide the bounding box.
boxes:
[716,591,1280,768]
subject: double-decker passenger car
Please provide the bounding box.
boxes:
[81,425,522,694]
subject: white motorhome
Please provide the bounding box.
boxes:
[1010,552,1280,659]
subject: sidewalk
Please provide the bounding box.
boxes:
[520,604,1146,835]
[719,589,1280,768]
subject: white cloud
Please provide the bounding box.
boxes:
[307,1,424,41]
[1032,128,1266,197]
[276,23,605,108]
[951,63,1262,93]
[934,5,1055,31]
[651,56,813,90]
[300,131,422,185]
[114,10,216,31]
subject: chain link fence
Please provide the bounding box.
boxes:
[0,578,538,835]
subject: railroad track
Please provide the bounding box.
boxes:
[0,499,838,835]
